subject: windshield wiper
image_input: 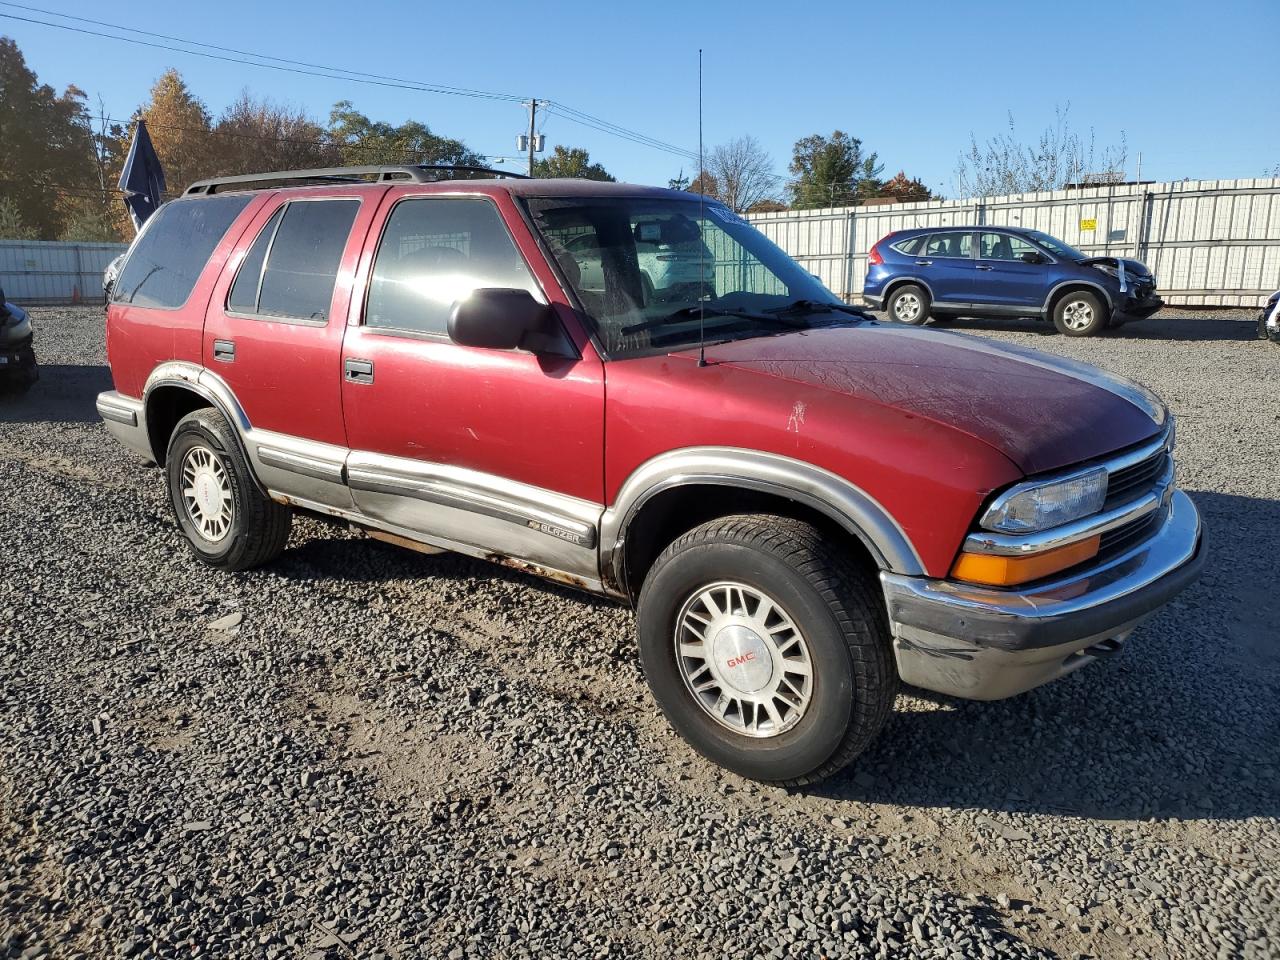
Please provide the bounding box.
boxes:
[764,299,871,321]
[620,305,807,337]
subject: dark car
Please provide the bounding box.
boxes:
[863,226,1164,336]
[0,286,37,394]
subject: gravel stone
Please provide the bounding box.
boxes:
[0,307,1276,959]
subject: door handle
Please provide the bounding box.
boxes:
[344,357,374,385]
[914,259,933,266]
[213,339,235,363]
[976,264,994,271]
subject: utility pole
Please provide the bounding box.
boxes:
[525,99,540,177]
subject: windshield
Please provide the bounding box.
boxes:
[525,196,848,358]
[1027,230,1088,261]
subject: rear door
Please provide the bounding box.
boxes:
[918,231,975,306]
[975,231,1053,310]
[338,187,606,583]
[203,189,381,510]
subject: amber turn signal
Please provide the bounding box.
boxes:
[950,535,1101,587]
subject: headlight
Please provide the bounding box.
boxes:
[980,467,1108,534]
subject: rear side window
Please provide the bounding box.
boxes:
[924,232,972,258]
[890,235,926,256]
[364,197,541,337]
[113,195,251,309]
[228,199,360,322]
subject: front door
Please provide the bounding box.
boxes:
[975,232,1052,310]
[203,189,380,510]
[919,231,975,306]
[339,188,606,583]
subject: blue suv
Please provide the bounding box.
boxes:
[862,226,1163,336]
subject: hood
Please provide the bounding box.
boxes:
[1080,256,1152,281]
[681,325,1165,475]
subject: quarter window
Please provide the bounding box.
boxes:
[924,233,971,258]
[365,197,541,336]
[980,232,1040,261]
[890,236,926,256]
[228,199,359,322]
[113,195,252,309]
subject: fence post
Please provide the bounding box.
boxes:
[843,208,857,301]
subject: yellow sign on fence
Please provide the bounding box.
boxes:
[1080,218,1098,231]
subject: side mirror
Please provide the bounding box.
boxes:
[1019,251,1047,265]
[448,288,576,358]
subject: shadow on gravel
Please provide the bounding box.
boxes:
[812,489,1280,823]
[0,363,112,424]
[920,313,1259,343]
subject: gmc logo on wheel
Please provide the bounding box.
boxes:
[726,652,756,669]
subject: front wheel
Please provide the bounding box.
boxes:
[165,408,292,571]
[1053,290,1107,336]
[636,515,898,786]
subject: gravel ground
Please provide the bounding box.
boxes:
[1,306,1276,960]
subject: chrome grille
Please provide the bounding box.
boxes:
[1104,446,1171,510]
[1098,511,1162,559]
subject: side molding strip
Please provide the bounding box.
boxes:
[257,445,346,485]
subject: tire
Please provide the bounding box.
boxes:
[1053,290,1107,336]
[886,284,930,325]
[636,515,898,786]
[165,408,292,571]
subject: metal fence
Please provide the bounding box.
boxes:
[747,177,1280,308]
[0,240,129,304]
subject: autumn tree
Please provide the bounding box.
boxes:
[213,92,336,176]
[877,171,933,202]
[327,101,481,166]
[788,131,882,209]
[687,170,719,199]
[532,145,615,181]
[707,135,778,213]
[127,69,214,197]
[746,199,788,213]
[0,37,97,239]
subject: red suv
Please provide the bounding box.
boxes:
[97,165,1204,785]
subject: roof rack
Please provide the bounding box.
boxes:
[183,164,528,196]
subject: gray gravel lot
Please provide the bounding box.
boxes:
[1,306,1277,960]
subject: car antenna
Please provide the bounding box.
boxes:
[697,47,708,368]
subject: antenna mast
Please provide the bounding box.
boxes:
[697,48,707,368]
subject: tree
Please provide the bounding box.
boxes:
[327,101,482,167]
[687,170,719,199]
[707,135,779,213]
[532,145,615,181]
[668,169,690,191]
[128,69,215,198]
[955,105,1126,197]
[877,171,934,203]
[0,37,98,239]
[213,92,336,176]
[746,199,788,213]
[789,131,882,209]
[0,197,37,239]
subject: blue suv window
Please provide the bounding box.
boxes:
[979,232,1041,261]
[891,236,926,256]
[924,233,971,259]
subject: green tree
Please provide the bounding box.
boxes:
[668,169,690,191]
[327,101,482,167]
[532,145,615,181]
[788,131,882,209]
[0,37,97,239]
[0,196,37,239]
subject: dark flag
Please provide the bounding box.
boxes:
[118,119,167,231]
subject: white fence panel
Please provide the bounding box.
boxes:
[0,240,129,304]
[748,177,1280,308]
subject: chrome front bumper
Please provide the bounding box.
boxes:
[880,489,1204,700]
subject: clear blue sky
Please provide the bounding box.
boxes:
[3,0,1277,194]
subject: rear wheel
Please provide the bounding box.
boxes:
[1053,290,1107,336]
[636,515,898,785]
[165,408,292,571]
[887,284,930,325]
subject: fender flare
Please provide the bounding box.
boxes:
[599,447,926,590]
[1043,279,1115,314]
[882,276,937,306]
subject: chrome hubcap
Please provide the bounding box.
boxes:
[674,581,814,738]
[1063,300,1094,330]
[181,445,233,542]
[893,293,922,322]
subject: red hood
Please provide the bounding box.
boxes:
[677,325,1166,475]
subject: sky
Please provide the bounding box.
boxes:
[3,0,1278,196]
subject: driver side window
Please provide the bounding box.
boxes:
[980,233,1040,261]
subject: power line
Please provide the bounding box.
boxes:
[0,3,700,161]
